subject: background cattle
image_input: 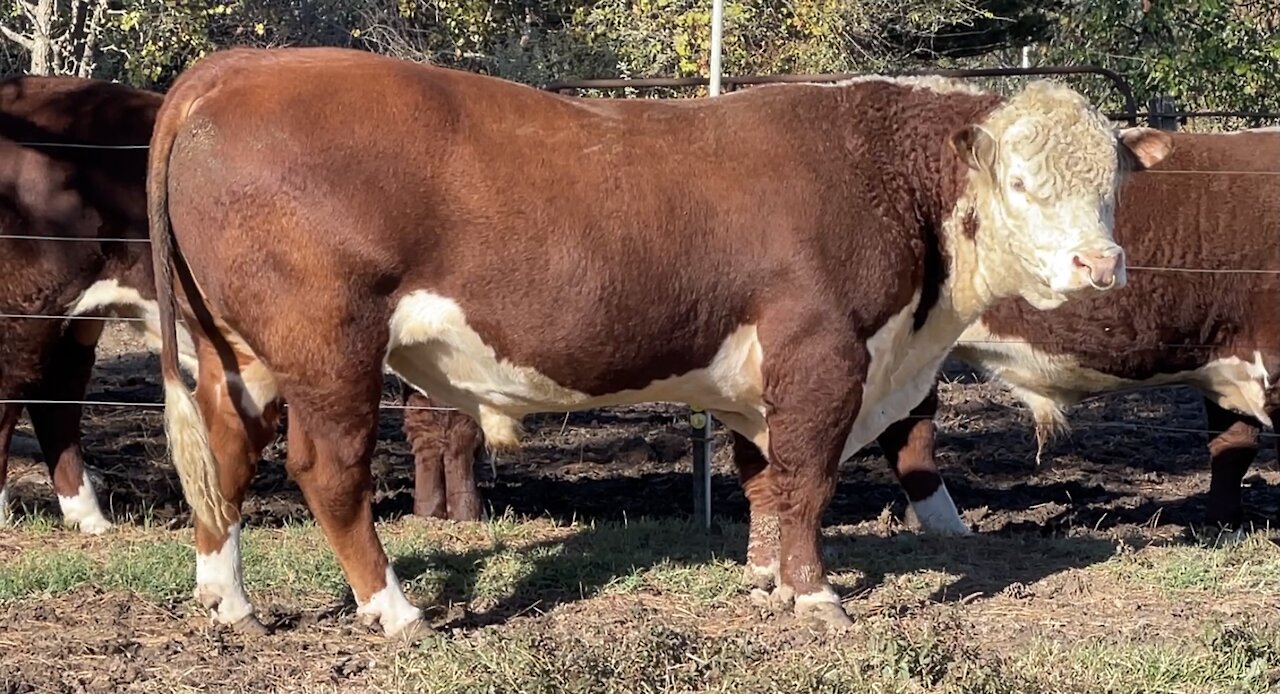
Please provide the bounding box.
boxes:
[0,74,467,534]
[401,386,484,521]
[145,46,1167,639]
[0,75,168,535]
[877,128,1280,534]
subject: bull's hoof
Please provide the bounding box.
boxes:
[794,600,853,630]
[742,561,779,592]
[390,617,432,643]
[77,515,114,536]
[231,613,270,636]
[750,584,795,614]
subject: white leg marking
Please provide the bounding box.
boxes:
[195,523,255,624]
[747,559,780,584]
[356,566,422,636]
[794,584,841,609]
[58,470,112,535]
[909,483,971,536]
[0,485,9,526]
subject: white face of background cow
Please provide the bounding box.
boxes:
[952,81,1173,310]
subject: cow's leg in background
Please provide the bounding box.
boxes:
[757,324,866,629]
[26,323,112,534]
[875,383,971,535]
[401,384,483,521]
[285,363,425,639]
[731,430,780,597]
[0,403,21,525]
[1203,399,1259,530]
[189,341,281,633]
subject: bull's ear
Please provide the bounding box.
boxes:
[949,124,997,174]
[1118,127,1174,171]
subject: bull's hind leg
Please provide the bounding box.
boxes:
[1203,399,1262,530]
[189,343,281,631]
[758,321,867,629]
[286,379,425,639]
[27,327,111,534]
[875,384,970,536]
[0,403,20,526]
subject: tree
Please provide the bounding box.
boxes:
[0,0,111,76]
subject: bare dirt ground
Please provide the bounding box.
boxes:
[1,324,1278,693]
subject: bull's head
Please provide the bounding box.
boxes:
[951,81,1172,310]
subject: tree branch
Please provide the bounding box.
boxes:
[0,24,35,51]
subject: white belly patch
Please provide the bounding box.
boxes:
[955,319,1276,428]
[68,279,198,376]
[385,290,769,447]
[840,289,966,461]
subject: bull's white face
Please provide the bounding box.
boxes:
[954,82,1173,311]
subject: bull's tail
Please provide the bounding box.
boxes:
[148,87,231,533]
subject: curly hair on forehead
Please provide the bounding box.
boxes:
[983,81,1122,193]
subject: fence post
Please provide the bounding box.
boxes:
[689,408,713,528]
[1147,95,1180,131]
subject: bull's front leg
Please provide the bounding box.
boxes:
[875,382,971,536]
[755,319,869,629]
[0,403,21,526]
[1202,399,1263,531]
[731,431,780,597]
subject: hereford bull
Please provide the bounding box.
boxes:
[146,46,1169,638]
[865,128,1280,535]
[0,75,178,534]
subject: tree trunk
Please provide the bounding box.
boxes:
[26,0,55,75]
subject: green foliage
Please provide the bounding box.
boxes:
[0,0,1276,117]
[1040,0,1280,114]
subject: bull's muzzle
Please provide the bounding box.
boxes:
[1072,247,1124,291]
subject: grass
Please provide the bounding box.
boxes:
[1,515,1279,693]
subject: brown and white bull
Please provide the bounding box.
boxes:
[146,46,1169,637]
[0,76,181,534]
[868,128,1280,534]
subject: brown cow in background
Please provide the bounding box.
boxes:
[874,128,1280,534]
[401,386,483,521]
[0,76,167,534]
[0,74,465,533]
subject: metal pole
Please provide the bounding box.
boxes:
[690,408,713,528]
[688,0,725,530]
[709,0,724,97]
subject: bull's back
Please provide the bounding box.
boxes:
[160,48,841,392]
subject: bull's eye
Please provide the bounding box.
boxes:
[1010,177,1027,193]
